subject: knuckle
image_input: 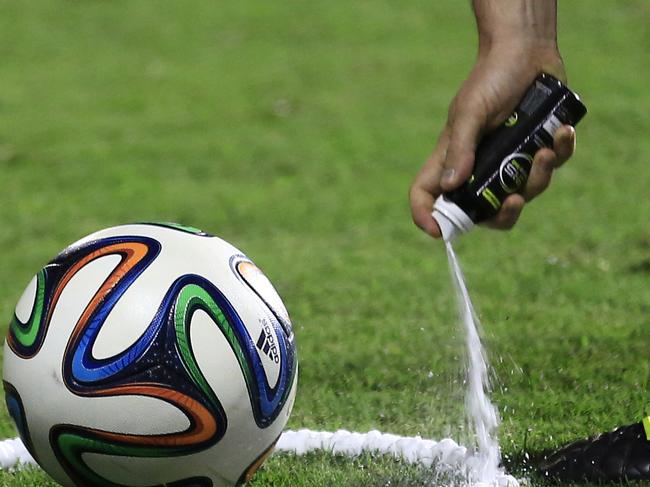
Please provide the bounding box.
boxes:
[408,183,418,199]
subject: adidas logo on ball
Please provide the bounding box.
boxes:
[257,320,280,363]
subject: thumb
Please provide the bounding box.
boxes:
[441,105,484,191]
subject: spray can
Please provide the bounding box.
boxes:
[432,73,587,241]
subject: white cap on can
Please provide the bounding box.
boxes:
[432,195,474,242]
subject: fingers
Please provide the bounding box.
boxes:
[482,194,525,230]
[413,122,577,236]
[409,162,442,238]
[553,124,576,167]
[522,124,576,202]
[521,148,557,201]
[440,101,485,191]
[487,124,576,229]
[409,129,451,238]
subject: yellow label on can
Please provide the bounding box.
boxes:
[481,188,501,210]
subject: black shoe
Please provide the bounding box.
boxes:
[539,421,650,482]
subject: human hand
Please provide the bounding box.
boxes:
[410,3,576,238]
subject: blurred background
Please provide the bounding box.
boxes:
[1,1,649,484]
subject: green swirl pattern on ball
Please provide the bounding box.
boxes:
[174,284,256,405]
[56,431,190,487]
[10,269,47,349]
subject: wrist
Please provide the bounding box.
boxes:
[477,40,566,83]
[473,0,558,56]
[479,33,558,58]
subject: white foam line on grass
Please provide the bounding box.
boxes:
[0,437,35,470]
[277,429,469,466]
[277,429,519,486]
[0,431,520,485]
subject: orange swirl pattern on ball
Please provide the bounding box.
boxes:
[61,241,220,445]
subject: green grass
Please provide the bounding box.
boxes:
[1,0,649,485]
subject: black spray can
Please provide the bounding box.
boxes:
[432,73,587,241]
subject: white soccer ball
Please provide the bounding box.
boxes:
[3,223,298,487]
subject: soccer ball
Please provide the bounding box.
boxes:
[3,223,298,487]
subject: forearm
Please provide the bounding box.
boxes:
[472,0,558,54]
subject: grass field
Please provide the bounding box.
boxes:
[1,1,649,485]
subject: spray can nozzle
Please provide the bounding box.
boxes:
[432,196,474,242]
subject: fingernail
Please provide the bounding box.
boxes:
[568,126,576,144]
[561,125,575,141]
[442,168,455,185]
